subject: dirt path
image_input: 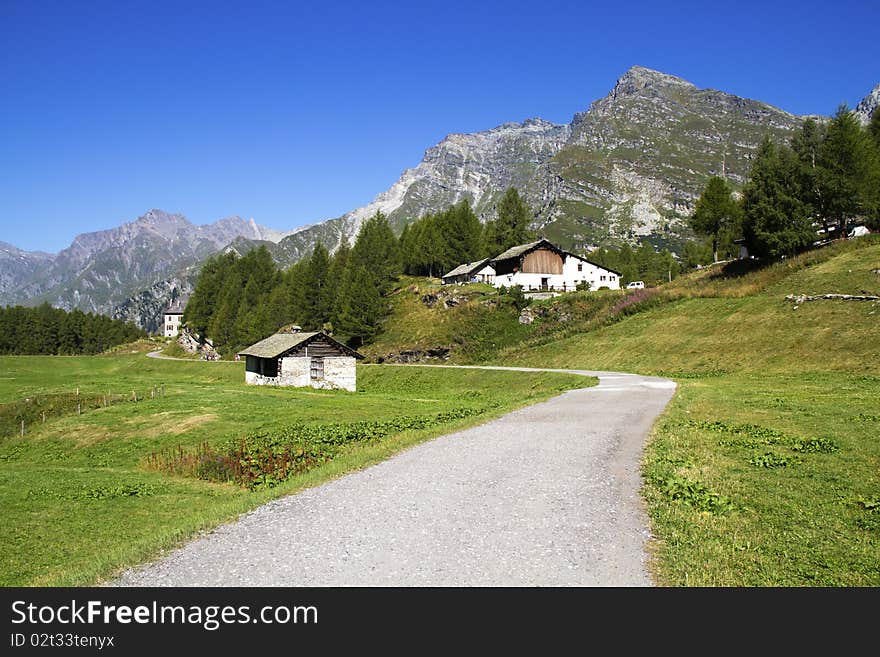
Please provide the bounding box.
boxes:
[115,363,675,586]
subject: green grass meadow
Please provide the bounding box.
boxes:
[0,355,587,585]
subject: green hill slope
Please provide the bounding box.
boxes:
[498,237,879,376]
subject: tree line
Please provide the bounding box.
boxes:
[184,187,537,355]
[690,106,880,261]
[399,187,535,276]
[0,303,146,355]
[184,211,401,354]
[586,243,682,286]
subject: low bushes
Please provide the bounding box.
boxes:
[147,408,484,490]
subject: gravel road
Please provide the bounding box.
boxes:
[114,365,675,586]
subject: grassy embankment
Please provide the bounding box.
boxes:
[0,356,587,586]
[498,237,880,585]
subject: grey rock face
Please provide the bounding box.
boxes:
[271,66,819,261]
[0,210,292,328]
[854,83,879,125]
[0,241,54,301]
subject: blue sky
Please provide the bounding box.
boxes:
[1,0,878,253]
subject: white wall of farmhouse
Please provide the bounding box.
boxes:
[493,255,620,291]
[163,313,182,337]
[561,256,620,290]
[473,265,495,284]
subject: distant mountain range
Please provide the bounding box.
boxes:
[0,211,296,329]
[2,67,877,332]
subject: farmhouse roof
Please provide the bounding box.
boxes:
[237,331,364,359]
[441,258,492,279]
[491,238,562,263]
[164,296,189,314]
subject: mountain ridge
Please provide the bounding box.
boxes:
[0,210,296,323]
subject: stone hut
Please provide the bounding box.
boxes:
[237,330,363,392]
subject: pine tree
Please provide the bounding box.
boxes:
[334,265,382,347]
[301,242,332,329]
[819,105,877,237]
[350,211,400,293]
[485,187,535,255]
[689,177,740,262]
[741,138,815,259]
[325,240,351,330]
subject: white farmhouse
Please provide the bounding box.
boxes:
[490,239,621,291]
[162,297,187,337]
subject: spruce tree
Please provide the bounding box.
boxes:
[741,138,815,259]
[485,187,535,255]
[184,252,236,338]
[325,240,351,330]
[689,176,740,262]
[302,242,332,329]
[350,211,400,292]
[819,105,877,237]
[867,109,880,149]
[791,118,831,235]
[334,265,382,347]
[441,200,483,267]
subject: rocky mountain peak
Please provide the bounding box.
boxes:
[137,208,184,225]
[854,82,879,125]
[610,65,696,100]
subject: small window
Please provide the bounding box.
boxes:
[577,263,583,272]
[601,275,607,281]
[610,276,616,281]
[310,357,324,381]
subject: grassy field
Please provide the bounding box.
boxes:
[495,237,880,585]
[0,355,588,586]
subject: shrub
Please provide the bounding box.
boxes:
[500,285,529,311]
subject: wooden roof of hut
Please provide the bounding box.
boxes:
[237,331,364,359]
